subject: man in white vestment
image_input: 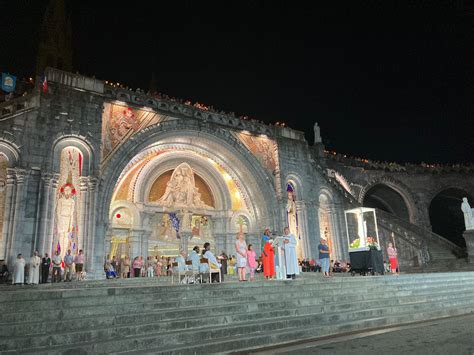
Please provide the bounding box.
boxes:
[12,254,25,285]
[27,250,41,284]
[283,227,299,279]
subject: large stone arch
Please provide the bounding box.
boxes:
[359,176,417,223]
[131,149,233,211]
[51,135,95,176]
[0,139,20,167]
[98,119,279,235]
[428,187,473,247]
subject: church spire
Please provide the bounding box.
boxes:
[35,0,73,75]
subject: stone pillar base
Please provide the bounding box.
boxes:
[463,230,474,263]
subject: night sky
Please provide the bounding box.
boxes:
[1,1,472,163]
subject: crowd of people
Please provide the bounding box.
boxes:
[0,226,400,286]
[0,248,86,285]
[325,150,474,173]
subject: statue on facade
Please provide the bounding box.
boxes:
[285,187,298,240]
[56,183,76,255]
[313,122,322,144]
[157,163,212,209]
[461,197,474,231]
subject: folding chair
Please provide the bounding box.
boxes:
[200,257,222,283]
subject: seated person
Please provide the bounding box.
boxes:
[201,242,222,282]
[187,246,201,272]
[105,260,117,279]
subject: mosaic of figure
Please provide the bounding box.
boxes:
[101,103,166,160]
[53,147,82,257]
[192,215,213,241]
[157,163,212,209]
[236,133,278,172]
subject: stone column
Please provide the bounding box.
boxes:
[85,178,102,279]
[463,230,474,264]
[8,169,28,262]
[327,206,343,261]
[296,200,314,260]
[78,176,90,253]
[36,173,53,254]
[0,169,17,260]
[41,174,59,256]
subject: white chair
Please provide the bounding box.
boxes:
[200,257,222,283]
[171,261,195,284]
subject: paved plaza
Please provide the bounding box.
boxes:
[256,313,474,355]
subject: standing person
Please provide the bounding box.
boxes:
[52,251,62,283]
[74,250,85,281]
[235,232,247,281]
[386,242,399,274]
[318,238,331,278]
[63,249,74,282]
[261,228,271,255]
[146,256,155,278]
[262,236,275,279]
[41,253,51,283]
[12,254,25,285]
[283,227,299,279]
[247,244,257,281]
[121,255,130,279]
[27,251,41,285]
[132,256,142,278]
[219,251,228,275]
[154,256,161,277]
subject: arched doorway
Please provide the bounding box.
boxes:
[429,188,472,247]
[98,124,278,268]
[363,184,410,221]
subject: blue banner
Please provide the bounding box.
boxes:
[1,73,16,93]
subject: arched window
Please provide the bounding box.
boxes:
[52,147,83,258]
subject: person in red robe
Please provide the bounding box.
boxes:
[262,238,275,279]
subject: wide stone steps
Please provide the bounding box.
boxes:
[2,273,474,353]
[18,294,474,354]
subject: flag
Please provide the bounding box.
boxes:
[1,73,16,93]
[42,75,48,93]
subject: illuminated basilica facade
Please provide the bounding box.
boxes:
[0,68,472,278]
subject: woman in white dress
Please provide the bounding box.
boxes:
[235,232,247,281]
[12,254,25,285]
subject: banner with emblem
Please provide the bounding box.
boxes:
[1,73,16,93]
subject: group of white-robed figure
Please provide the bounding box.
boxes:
[281,227,299,279]
[12,251,42,285]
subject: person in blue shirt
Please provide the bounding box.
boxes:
[187,245,201,272]
[318,238,331,278]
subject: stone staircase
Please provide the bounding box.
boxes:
[1,272,474,354]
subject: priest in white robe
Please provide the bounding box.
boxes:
[12,254,25,285]
[283,227,299,279]
[28,250,41,284]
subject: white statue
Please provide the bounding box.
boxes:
[157,163,212,209]
[313,122,322,144]
[461,197,474,231]
[56,184,76,256]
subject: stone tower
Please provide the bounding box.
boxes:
[35,0,73,75]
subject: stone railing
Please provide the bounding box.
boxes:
[324,151,474,174]
[102,86,305,141]
[376,209,465,258]
[0,93,39,121]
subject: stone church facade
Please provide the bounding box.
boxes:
[0,68,472,278]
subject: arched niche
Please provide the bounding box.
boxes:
[363,184,411,221]
[429,188,472,247]
[51,136,94,176]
